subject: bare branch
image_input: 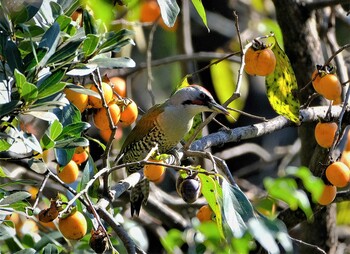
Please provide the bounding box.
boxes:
[302,0,350,10]
[190,105,348,151]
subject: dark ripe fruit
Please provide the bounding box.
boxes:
[89,226,108,253]
[177,177,201,203]
[38,199,61,223]
[38,207,58,223]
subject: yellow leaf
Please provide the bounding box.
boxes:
[265,36,300,124]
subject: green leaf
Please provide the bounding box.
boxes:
[53,103,81,126]
[38,82,65,100]
[14,69,26,88]
[50,1,62,19]
[9,200,29,212]
[0,223,16,240]
[82,34,100,57]
[40,133,55,150]
[265,36,300,124]
[285,166,324,203]
[247,218,280,254]
[38,22,60,68]
[5,40,24,72]
[211,60,248,121]
[255,216,293,253]
[0,192,31,205]
[65,83,99,97]
[56,122,91,140]
[191,0,209,31]
[264,177,313,220]
[198,173,224,238]
[56,15,71,31]
[0,166,7,178]
[66,66,96,76]
[81,155,99,198]
[55,148,74,166]
[88,57,135,69]
[22,133,42,153]
[47,40,83,65]
[55,137,89,149]
[160,229,184,253]
[42,243,60,254]
[221,179,255,238]
[21,82,39,102]
[24,48,47,74]
[37,70,66,99]
[15,25,45,39]
[0,139,11,152]
[83,8,96,35]
[98,29,134,53]
[50,120,63,140]
[157,0,180,27]
[0,101,21,117]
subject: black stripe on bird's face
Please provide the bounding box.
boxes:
[182,93,211,106]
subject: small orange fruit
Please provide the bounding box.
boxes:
[318,184,337,205]
[314,122,337,148]
[325,161,350,187]
[244,46,276,76]
[109,76,126,98]
[143,159,165,182]
[312,70,342,101]
[57,160,79,184]
[58,211,87,240]
[119,99,138,127]
[93,103,121,130]
[140,0,161,23]
[196,204,213,222]
[64,87,89,112]
[88,82,113,108]
[72,146,89,165]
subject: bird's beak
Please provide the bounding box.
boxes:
[209,101,229,115]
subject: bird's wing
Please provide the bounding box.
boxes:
[120,104,164,152]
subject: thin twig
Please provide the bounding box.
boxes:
[121,52,241,76]
[290,236,327,254]
[146,20,159,105]
[31,171,50,210]
[60,167,109,215]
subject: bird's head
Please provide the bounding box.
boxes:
[167,85,229,116]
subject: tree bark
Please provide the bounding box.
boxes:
[272,0,337,253]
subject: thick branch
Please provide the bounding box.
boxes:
[190,106,347,151]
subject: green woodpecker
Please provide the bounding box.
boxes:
[116,85,228,216]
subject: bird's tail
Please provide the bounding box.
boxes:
[130,179,149,216]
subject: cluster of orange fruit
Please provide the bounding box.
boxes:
[317,132,350,205]
[64,76,138,142]
[244,42,276,76]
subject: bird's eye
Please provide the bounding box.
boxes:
[199,92,206,100]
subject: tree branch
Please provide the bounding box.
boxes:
[190,105,347,151]
[302,0,350,10]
